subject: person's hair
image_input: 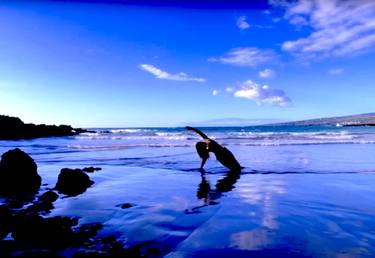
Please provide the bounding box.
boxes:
[196,142,209,159]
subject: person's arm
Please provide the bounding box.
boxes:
[186,126,209,140]
[200,157,208,171]
[196,141,209,170]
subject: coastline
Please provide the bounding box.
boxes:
[0,115,89,140]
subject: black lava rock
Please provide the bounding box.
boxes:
[0,115,89,140]
[55,168,94,196]
[0,240,18,257]
[72,251,110,258]
[0,206,13,239]
[0,148,41,195]
[25,191,59,215]
[76,223,103,241]
[38,191,59,203]
[14,251,64,258]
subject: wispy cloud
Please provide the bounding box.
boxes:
[139,64,206,82]
[233,80,291,107]
[208,47,278,67]
[259,68,276,78]
[328,68,344,75]
[237,15,273,30]
[237,16,250,30]
[212,89,219,96]
[271,0,375,60]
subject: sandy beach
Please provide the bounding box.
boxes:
[1,126,375,257]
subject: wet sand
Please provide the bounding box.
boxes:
[18,143,374,258]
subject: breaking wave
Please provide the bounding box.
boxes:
[74,126,375,148]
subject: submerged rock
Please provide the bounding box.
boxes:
[12,214,78,249]
[55,168,94,196]
[120,203,134,209]
[82,167,102,173]
[72,235,141,258]
[0,148,41,195]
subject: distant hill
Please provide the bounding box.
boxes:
[0,115,88,140]
[188,118,284,127]
[276,113,375,126]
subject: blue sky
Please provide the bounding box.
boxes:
[1,0,375,127]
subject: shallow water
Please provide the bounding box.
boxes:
[1,126,375,257]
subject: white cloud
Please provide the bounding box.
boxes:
[139,64,206,82]
[225,87,234,92]
[263,10,272,15]
[212,89,219,96]
[233,80,291,107]
[328,68,344,75]
[272,0,375,60]
[237,16,250,30]
[208,47,278,67]
[259,68,276,78]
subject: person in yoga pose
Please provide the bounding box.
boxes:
[186,126,241,171]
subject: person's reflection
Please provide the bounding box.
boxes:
[216,169,241,191]
[186,169,241,214]
[196,172,211,203]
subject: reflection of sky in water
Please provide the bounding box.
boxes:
[168,172,375,257]
[170,175,288,254]
[236,177,286,231]
[233,185,280,251]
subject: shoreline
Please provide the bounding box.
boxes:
[1,127,375,257]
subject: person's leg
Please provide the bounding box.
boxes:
[214,147,241,171]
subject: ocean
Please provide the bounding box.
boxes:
[1,125,375,257]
